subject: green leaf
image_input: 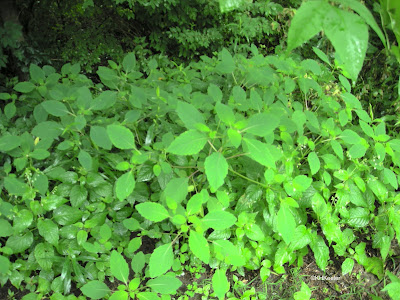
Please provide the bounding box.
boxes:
[215,102,235,125]
[0,255,10,274]
[382,271,400,299]
[30,149,50,160]
[149,243,174,278]
[244,223,265,242]
[287,1,329,52]
[164,178,189,204]
[289,225,312,251]
[347,207,369,227]
[78,150,93,171]
[90,126,112,150]
[70,185,88,207]
[109,291,129,300]
[32,121,63,140]
[349,144,368,159]
[4,176,29,195]
[340,129,362,144]
[330,140,344,160]
[136,202,169,222]
[41,100,69,117]
[341,92,362,110]
[204,152,228,191]
[216,48,235,74]
[107,124,136,150]
[0,135,21,152]
[37,219,59,245]
[115,172,136,201]
[166,130,208,155]
[53,205,83,225]
[187,193,206,216]
[0,219,13,237]
[244,113,280,136]
[212,240,245,266]
[243,138,280,169]
[277,203,296,244]
[324,7,368,80]
[14,81,36,93]
[97,67,119,89]
[189,230,210,264]
[30,64,45,82]
[6,231,33,253]
[91,91,117,111]
[227,128,241,148]
[131,251,146,274]
[310,235,329,270]
[294,282,312,300]
[367,176,388,203]
[123,52,137,72]
[80,280,110,299]
[110,251,129,284]
[313,47,331,65]
[307,151,320,175]
[341,258,354,275]
[34,242,54,271]
[384,168,398,189]
[202,211,236,230]
[147,275,182,294]
[293,175,312,192]
[137,292,160,300]
[359,120,374,137]
[212,269,229,300]
[208,84,223,102]
[176,101,205,130]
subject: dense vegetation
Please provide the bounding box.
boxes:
[1,0,400,299]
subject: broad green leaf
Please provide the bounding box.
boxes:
[107,124,136,150]
[91,91,117,111]
[244,223,265,241]
[212,269,229,300]
[53,205,83,225]
[149,243,174,278]
[0,255,10,274]
[340,129,362,144]
[78,149,93,170]
[131,251,146,274]
[212,240,245,266]
[347,207,369,227]
[4,176,29,195]
[205,152,228,191]
[202,211,236,230]
[382,271,400,299]
[90,126,112,150]
[30,149,50,160]
[289,225,311,251]
[367,175,388,203]
[292,175,312,192]
[32,121,63,140]
[359,120,374,137]
[244,113,279,136]
[6,231,33,253]
[109,291,129,300]
[294,282,312,300]
[324,7,368,80]
[80,280,110,299]
[70,185,88,207]
[208,84,223,102]
[137,292,160,300]
[0,135,21,152]
[123,218,140,231]
[187,193,205,215]
[341,92,362,110]
[310,234,329,270]
[243,138,280,169]
[164,178,188,204]
[307,151,320,175]
[14,81,35,93]
[189,230,210,264]
[341,258,354,275]
[277,203,296,244]
[287,1,329,51]
[34,242,54,271]
[0,219,13,237]
[176,101,205,130]
[115,172,136,201]
[147,275,182,294]
[215,102,235,125]
[349,144,368,159]
[110,251,129,284]
[331,0,386,47]
[321,154,341,170]
[312,47,331,65]
[12,208,32,234]
[227,128,241,148]
[41,100,69,117]
[97,67,119,89]
[339,75,351,92]
[166,130,208,155]
[216,48,235,74]
[123,52,137,72]
[330,140,344,160]
[37,219,59,245]
[136,202,169,222]
[384,168,398,189]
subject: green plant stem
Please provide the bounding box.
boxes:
[228,167,267,188]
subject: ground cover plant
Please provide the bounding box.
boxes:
[1,0,400,299]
